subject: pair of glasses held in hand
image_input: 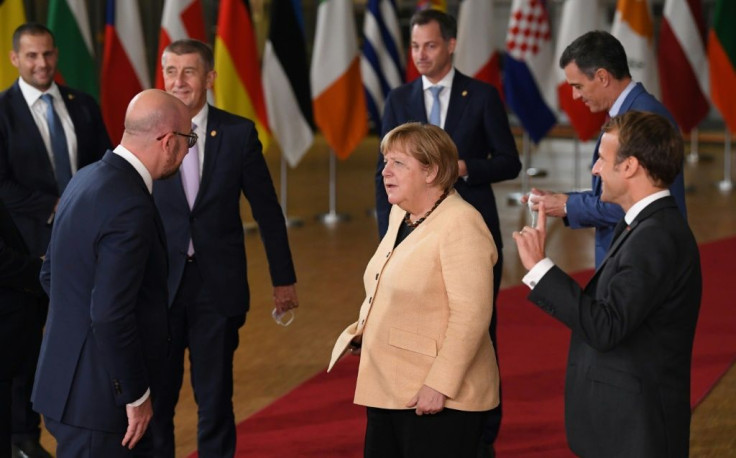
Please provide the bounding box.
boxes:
[272,308,295,327]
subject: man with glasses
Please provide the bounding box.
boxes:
[151,39,298,457]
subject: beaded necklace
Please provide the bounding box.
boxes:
[403,189,449,228]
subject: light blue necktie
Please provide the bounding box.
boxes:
[428,85,443,127]
[40,93,72,194]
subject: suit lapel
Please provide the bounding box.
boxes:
[443,72,470,136]
[9,83,55,177]
[409,79,428,123]
[195,106,223,208]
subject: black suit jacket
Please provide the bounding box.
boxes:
[153,106,296,317]
[375,71,521,246]
[528,196,701,457]
[0,199,44,380]
[0,80,111,256]
[32,151,169,433]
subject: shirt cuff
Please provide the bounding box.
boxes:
[127,388,150,407]
[522,258,554,289]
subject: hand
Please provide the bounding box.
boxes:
[524,188,568,218]
[458,160,468,178]
[122,396,152,449]
[273,284,299,315]
[406,385,446,416]
[513,202,548,270]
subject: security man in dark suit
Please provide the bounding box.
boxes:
[0,23,110,458]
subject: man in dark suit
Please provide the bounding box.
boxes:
[375,10,520,454]
[0,199,45,457]
[525,31,687,267]
[0,23,111,457]
[31,89,191,457]
[151,39,298,457]
[514,111,701,457]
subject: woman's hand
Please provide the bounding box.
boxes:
[406,385,446,416]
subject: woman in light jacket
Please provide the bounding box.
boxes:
[329,122,499,457]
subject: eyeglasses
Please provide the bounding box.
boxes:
[156,130,198,148]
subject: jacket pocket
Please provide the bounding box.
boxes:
[586,365,642,394]
[388,327,437,357]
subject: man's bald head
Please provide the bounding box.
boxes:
[124,89,188,138]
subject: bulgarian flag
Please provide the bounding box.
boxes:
[47,0,98,99]
[310,0,367,159]
[155,0,206,90]
[708,0,736,133]
[214,0,271,151]
[0,0,26,89]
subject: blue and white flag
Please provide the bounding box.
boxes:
[504,0,557,143]
[361,0,405,128]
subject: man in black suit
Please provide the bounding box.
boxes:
[514,111,701,457]
[0,23,111,458]
[32,89,191,457]
[151,39,298,457]
[0,199,44,457]
[375,10,521,454]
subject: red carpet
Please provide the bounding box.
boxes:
[189,237,736,457]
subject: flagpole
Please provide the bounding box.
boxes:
[687,127,700,164]
[280,156,303,227]
[718,129,733,192]
[507,131,531,205]
[317,150,350,224]
[573,135,581,190]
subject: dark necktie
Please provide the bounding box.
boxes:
[40,93,72,193]
[612,219,628,243]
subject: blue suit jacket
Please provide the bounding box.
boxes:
[153,106,295,317]
[376,71,521,247]
[0,80,110,257]
[565,83,687,266]
[32,151,169,433]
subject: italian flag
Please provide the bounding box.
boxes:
[708,0,736,133]
[47,0,98,99]
[310,0,367,159]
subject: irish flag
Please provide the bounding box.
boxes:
[311,0,367,160]
[1,0,26,89]
[708,0,736,133]
[155,0,206,89]
[47,0,98,99]
[611,0,659,98]
[214,0,271,150]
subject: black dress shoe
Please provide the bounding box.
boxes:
[11,439,52,458]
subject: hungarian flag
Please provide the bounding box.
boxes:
[155,0,206,89]
[554,0,607,141]
[611,0,659,98]
[47,0,98,99]
[262,0,314,167]
[310,0,367,160]
[708,0,736,133]
[214,0,271,150]
[101,0,150,144]
[405,0,446,83]
[0,0,26,89]
[455,0,503,96]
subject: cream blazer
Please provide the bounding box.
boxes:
[328,191,500,412]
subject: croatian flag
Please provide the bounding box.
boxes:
[504,0,556,143]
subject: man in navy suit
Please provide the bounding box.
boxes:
[525,31,687,266]
[514,111,701,457]
[0,198,44,457]
[32,89,191,457]
[0,23,110,457]
[151,39,298,457]
[375,10,521,455]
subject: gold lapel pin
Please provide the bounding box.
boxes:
[210,130,217,137]
[67,94,75,100]
[462,90,468,97]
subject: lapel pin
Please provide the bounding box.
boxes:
[67,94,75,100]
[210,130,217,137]
[462,90,468,97]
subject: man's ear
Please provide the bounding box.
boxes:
[623,156,640,178]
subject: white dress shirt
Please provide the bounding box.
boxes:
[422,68,455,129]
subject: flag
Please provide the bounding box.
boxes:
[405,0,446,83]
[155,0,206,90]
[504,0,556,143]
[47,0,98,98]
[455,0,503,95]
[708,0,736,133]
[262,0,314,167]
[214,0,271,150]
[310,0,367,160]
[101,0,150,144]
[554,0,607,141]
[658,0,709,134]
[0,0,26,89]
[361,0,405,129]
[611,0,659,98]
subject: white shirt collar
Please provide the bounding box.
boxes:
[422,67,455,92]
[625,189,670,225]
[192,103,208,131]
[17,77,63,107]
[609,80,637,117]
[113,144,153,193]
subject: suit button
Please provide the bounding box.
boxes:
[360,319,365,325]
[386,251,391,258]
[368,297,372,304]
[375,273,379,280]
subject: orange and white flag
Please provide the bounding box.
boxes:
[611,0,659,97]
